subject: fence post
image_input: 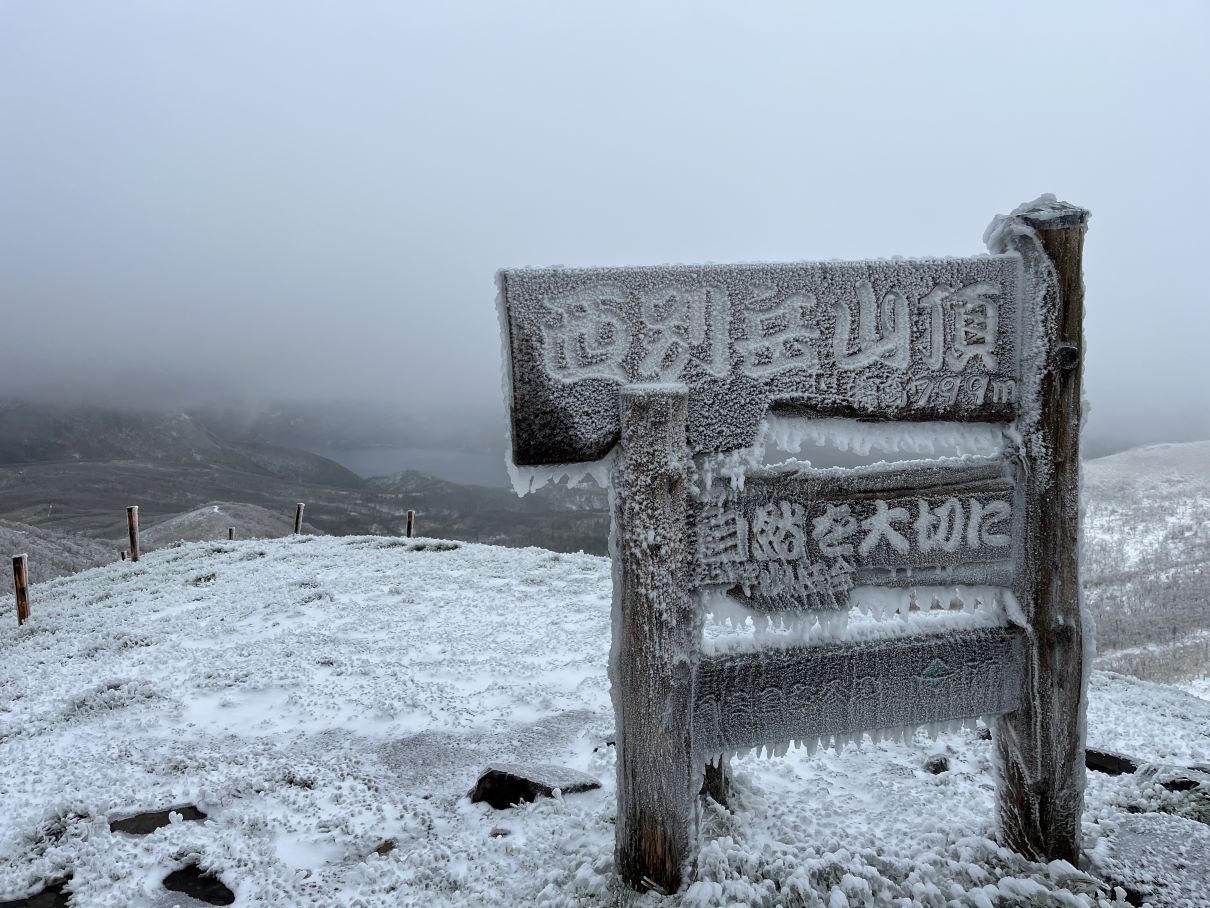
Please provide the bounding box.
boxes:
[612,384,696,894]
[405,510,415,538]
[294,503,305,535]
[13,554,29,626]
[120,551,127,561]
[127,506,140,563]
[228,527,235,541]
[988,199,1090,865]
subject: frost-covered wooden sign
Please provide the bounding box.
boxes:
[499,257,1022,466]
[690,457,1016,611]
[497,196,1090,894]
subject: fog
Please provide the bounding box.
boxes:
[2,1,1208,457]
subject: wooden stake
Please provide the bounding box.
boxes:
[228,527,235,541]
[405,510,415,538]
[127,506,140,563]
[612,385,696,894]
[294,503,305,535]
[13,554,29,626]
[120,551,126,561]
[990,199,1090,866]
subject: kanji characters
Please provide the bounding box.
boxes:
[916,282,1001,372]
[637,285,731,380]
[858,500,911,557]
[540,284,631,382]
[736,287,821,377]
[833,280,910,371]
[751,501,807,561]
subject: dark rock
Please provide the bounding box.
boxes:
[0,880,70,908]
[975,726,992,741]
[373,839,396,857]
[489,827,511,837]
[162,866,234,906]
[923,754,950,775]
[469,764,601,809]
[109,804,207,835]
[1086,747,1140,776]
[1138,764,1210,793]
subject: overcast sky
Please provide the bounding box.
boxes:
[1,1,1207,454]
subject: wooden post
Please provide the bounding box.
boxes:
[120,551,126,561]
[228,527,235,541]
[612,384,697,894]
[405,510,415,538]
[294,503,305,535]
[989,199,1090,865]
[127,506,140,563]
[13,554,29,626]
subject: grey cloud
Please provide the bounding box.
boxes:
[1,1,1207,455]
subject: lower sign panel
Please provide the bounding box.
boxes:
[692,626,1025,758]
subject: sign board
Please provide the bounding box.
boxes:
[499,256,1022,466]
[690,457,1016,611]
[497,197,1090,894]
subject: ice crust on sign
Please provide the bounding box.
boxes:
[692,625,1026,761]
[699,584,1021,655]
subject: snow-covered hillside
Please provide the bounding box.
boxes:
[134,501,318,552]
[3,536,1209,905]
[1083,441,1210,680]
[0,519,109,583]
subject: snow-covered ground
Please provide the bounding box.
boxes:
[2,536,1208,906]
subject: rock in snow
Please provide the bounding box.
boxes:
[469,764,602,809]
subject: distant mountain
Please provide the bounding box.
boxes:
[0,400,228,465]
[0,399,363,487]
[223,442,363,489]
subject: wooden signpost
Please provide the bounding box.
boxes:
[498,196,1090,892]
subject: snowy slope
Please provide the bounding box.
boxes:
[0,537,1205,906]
[135,501,318,552]
[1083,441,1210,680]
[0,519,110,583]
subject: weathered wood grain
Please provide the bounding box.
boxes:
[611,385,697,894]
[126,506,140,563]
[13,553,29,626]
[693,626,1025,758]
[989,200,1089,866]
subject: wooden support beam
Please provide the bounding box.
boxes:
[988,198,1090,866]
[612,385,696,894]
[13,554,29,626]
[228,527,235,541]
[294,503,305,535]
[405,510,415,539]
[127,506,140,563]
